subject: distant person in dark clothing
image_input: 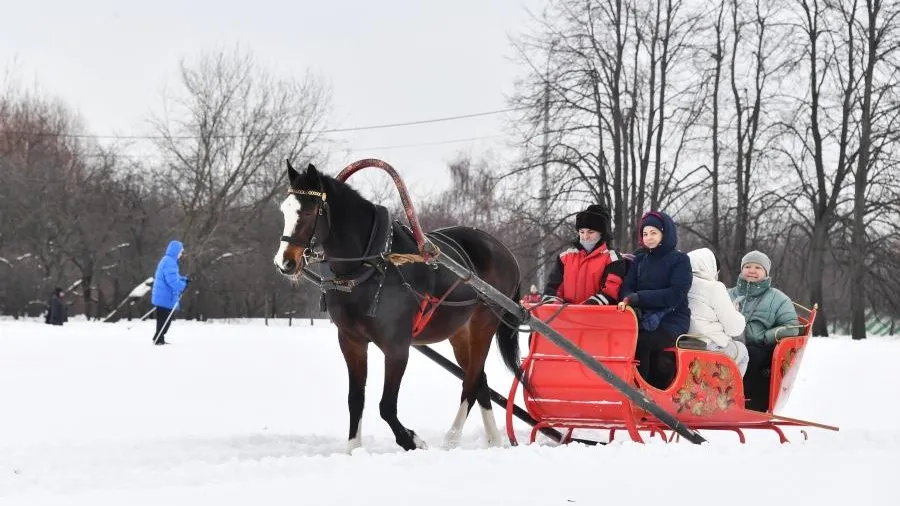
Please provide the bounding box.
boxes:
[45,287,68,326]
[151,240,189,345]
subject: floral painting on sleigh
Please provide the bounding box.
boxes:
[672,358,738,416]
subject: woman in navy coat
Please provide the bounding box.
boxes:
[618,211,692,388]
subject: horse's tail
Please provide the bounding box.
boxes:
[495,283,529,391]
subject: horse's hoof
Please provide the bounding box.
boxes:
[442,429,462,450]
[399,430,428,451]
[412,431,428,450]
[485,435,504,449]
[347,437,362,454]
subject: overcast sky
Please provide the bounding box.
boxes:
[2,0,543,194]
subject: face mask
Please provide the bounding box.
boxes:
[580,238,599,251]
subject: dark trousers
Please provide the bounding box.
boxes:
[153,306,174,344]
[743,343,776,411]
[635,328,677,388]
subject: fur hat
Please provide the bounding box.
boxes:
[741,250,771,276]
[575,205,611,239]
[641,213,665,233]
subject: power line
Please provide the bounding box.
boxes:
[347,134,506,152]
[73,134,507,160]
[2,106,528,141]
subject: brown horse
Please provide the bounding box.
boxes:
[273,162,525,451]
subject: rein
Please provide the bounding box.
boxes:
[303,249,430,266]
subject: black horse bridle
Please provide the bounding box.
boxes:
[280,188,331,251]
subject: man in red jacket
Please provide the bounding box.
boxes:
[542,204,628,305]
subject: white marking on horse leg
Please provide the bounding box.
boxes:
[347,421,362,453]
[442,400,470,449]
[480,405,503,448]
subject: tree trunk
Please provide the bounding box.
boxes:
[729,0,748,268]
[808,222,829,336]
[804,0,831,337]
[711,0,726,254]
[851,0,879,340]
[81,274,93,320]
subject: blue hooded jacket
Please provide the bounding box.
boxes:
[620,211,692,336]
[151,240,188,309]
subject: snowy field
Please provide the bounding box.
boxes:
[1,317,898,505]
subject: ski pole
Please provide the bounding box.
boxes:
[152,291,184,345]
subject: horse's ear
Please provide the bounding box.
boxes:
[306,163,324,190]
[286,159,299,182]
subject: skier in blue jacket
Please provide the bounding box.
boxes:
[151,240,189,345]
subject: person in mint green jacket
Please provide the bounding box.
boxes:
[728,250,800,411]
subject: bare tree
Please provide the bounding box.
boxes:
[0,85,106,317]
[725,0,794,270]
[772,0,859,334]
[509,0,706,255]
[50,152,136,319]
[849,0,900,339]
[150,46,331,265]
[709,0,729,253]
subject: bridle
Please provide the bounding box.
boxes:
[280,188,331,251]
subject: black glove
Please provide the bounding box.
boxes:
[623,292,639,306]
[540,294,563,304]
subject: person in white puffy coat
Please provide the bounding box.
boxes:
[686,248,749,376]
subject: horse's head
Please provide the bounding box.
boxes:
[273,160,331,276]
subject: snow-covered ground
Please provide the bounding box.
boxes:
[1,317,897,505]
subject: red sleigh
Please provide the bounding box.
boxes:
[505,303,837,444]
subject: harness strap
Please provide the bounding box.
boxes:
[404,230,484,337]
[412,277,464,337]
[365,221,394,317]
[302,211,482,337]
[307,205,392,293]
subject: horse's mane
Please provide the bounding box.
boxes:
[290,164,378,244]
[310,170,376,225]
[318,172,369,207]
